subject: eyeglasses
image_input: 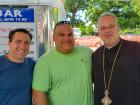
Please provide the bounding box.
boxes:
[56,21,71,25]
[99,24,116,31]
[54,21,71,30]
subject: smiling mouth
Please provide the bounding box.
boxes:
[104,34,113,37]
[63,41,72,44]
[17,49,28,55]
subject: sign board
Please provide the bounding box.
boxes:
[0,8,37,60]
[0,8,34,22]
[0,0,37,3]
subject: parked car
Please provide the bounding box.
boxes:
[73,28,81,38]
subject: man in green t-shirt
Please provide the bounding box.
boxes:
[32,21,93,105]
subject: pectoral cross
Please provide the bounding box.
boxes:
[101,90,112,105]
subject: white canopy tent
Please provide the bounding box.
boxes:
[0,0,66,21]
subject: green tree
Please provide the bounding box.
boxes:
[131,0,140,16]
[64,0,88,26]
[64,0,140,35]
[86,0,140,34]
[64,0,95,35]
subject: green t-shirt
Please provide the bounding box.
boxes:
[32,46,93,105]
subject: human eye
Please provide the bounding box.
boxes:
[108,25,115,29]
[58,33,65,37]
[24,41,30,46]
[15,40,21,44]
[68,33,73,37]
[100,26,106,31]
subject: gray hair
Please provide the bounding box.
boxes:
[97,12,118,27]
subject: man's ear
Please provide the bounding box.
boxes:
[8,41,11,46]
[53,34,55,41]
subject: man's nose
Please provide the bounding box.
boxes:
[63,35,71,39]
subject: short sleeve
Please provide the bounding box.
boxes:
[32,58,51,92]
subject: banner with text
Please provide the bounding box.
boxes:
[0,8,37,60]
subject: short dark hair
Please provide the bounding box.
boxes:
[54,21,71,31]
[9,28,33,42]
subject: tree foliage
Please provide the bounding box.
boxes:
[64,0,140,35]
[131,0,140,16]
[64,0,89,27]
[86,0,140,31]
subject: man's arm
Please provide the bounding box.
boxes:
[32,89,48,105]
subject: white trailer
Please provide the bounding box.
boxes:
[0,0,66,60]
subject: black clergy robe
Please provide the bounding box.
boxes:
[92,38,140,105]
